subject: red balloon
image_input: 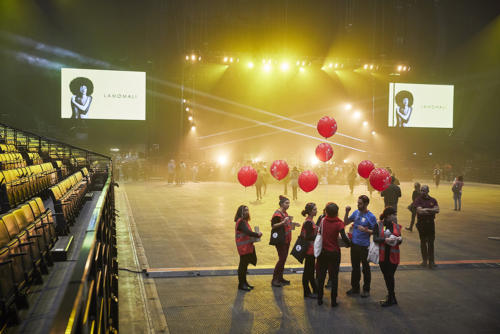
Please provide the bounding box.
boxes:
[369,168,392,192]
[270,160,289,181]
[315,143,334,162]
[317,116,338,138]
[237,166,258,187]
[357,160,375,178]
[298,170,318,193]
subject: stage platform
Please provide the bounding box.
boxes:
[117,180,500,333]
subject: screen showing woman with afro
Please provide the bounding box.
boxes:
[394,90,413,127]
[70,77,93,119]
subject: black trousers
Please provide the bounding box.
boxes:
[238,254,253,286]
[302,254,317,295]
[417,220,435,263]
[409,207,417,230]
[317,250,340,302]
[379,260,398,296]
[350,243,371,292]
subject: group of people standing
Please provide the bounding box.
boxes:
[234,194,405,308]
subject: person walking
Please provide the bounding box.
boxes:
[290,167,300,201]
[414,185,440,268]
[234,205,262,291]
[271,196,293,287]
[406,182,421,232]
[373,207,402,307]
[344,195,377,298]
[300,203,318,298]
[317,203,351,307]
[381,178,401,212]
[255,169,263,201]
[452,176,464,211]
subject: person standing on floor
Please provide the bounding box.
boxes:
[290,167,300,201]
[452,176,464,211]
[347,165,357,195]
[414,185,440,269]
[344,195,377,298]
[234,205,263,291]
[373,206,402,307]
[255,168,263,201]
[317,203,351,307]
[300,203,318,299]
[271,195,293,287]
[381,177,402,212]
[406,182,421,232]
[433,166,441,188]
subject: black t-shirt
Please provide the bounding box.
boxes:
[381,184,402,206]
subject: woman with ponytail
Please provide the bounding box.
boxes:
[300,203,318,298]
[373,207,403,307]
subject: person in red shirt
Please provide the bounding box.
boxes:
[271,195,293,287]
[235,205,263,291]
[317,203,351,307]
[300,202,318,298]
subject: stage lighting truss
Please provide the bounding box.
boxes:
[184,52,410,75]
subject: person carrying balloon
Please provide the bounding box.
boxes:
[270,195,294,287]
[234,205,263,291]
[344,195,377,298]
[300,202,318,298]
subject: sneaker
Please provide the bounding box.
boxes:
[346,289,360,296]
[405,227,412,232]
[361,291,370,298]
[428,262,437,269]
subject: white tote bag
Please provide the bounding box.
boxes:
[367,240,379,264]
[314,218,324,258]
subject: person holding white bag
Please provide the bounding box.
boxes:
[315,203,351,307]
[373,207,403,307]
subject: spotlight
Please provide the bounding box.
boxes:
[397,65,403,72]
[371,131,376,135]
[229,57,234,63]
[182,99,187,103]
[353,111,361,119]
[280,62,290,71]
[188,116,193,121]
[343,159,348,163]
[363,121,368,127]
[198,56,202,61]
[328,63,333,68]
[185,55,189,60]
[413,152,417,155]
[191,54,196,61]
[428,152,433,156]
[185,107,190,112]
[247,61,254,68]
[263,63,272,72]
[345,103,352,111]
[335,63,339,68]
[191,125,196,131]
[217,155,228,166]
[299,67,305,72]
[223,57,228,63]
[403,66,407,71]
[369,64,374,70]
[364,64,368,70]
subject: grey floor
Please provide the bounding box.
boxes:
[119,180,500,333]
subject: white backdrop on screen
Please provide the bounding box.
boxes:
[388,83,454,128]
[61,68,146,120]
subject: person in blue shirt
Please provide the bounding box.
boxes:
[344,195,377,297]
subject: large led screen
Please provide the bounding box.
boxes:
[61,68,146,120]
[388,83,454,128]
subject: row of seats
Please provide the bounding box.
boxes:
[49,168,89,235]
[0,144,17,153]
[0,163,59,211]
[27,153,43,165]
[0,153,26,170]
[0,197,57,325]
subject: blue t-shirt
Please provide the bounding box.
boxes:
[348,210,377,247]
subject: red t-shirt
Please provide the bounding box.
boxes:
[321,216,345,252]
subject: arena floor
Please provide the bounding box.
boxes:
[117,180,500,333]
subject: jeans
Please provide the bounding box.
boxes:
[379,261,398,296]
[273,243,290,282]
[417,220,435,264]
[453,192,462,210]
[350,243,371,292]
[302,254,317,295]
[317,250,340,302]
